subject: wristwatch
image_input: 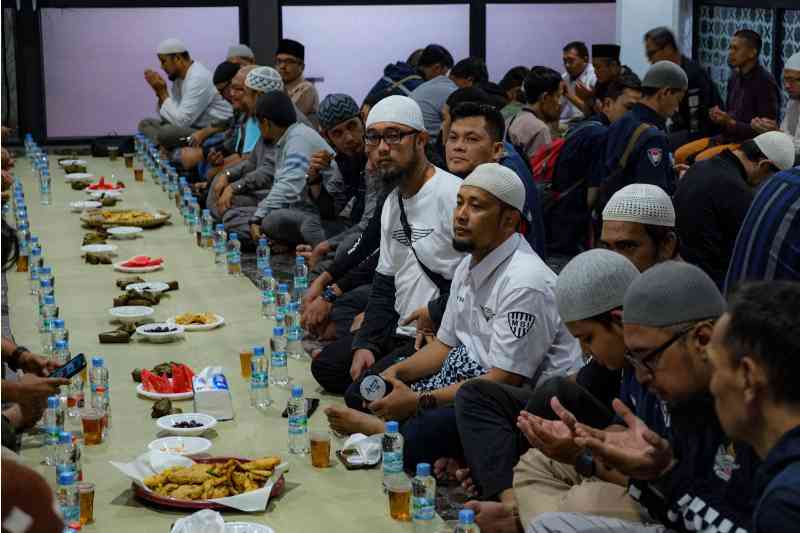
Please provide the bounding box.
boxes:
[574,450,596,478]
[322,285,338,303]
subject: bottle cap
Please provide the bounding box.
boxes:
[30,236,39,243]
[261,267,272,277]
[58,471,76,485]
[295,255,305,265]
[202,209,210,216]
[288,302,298,313]
[48,396,59,408]
[273,326,285,337]
[359,375,388,402]
[385,421,399,433]
[291,384,304,398]
[59,431,72,444]
[259,237,268,245]
[53,319,65,328]
[43,295,55,305]
[40,279,52,289]
[416,463,431,477]
[216,224,225,231]
[253,346,265,356]
[229,232,238,240]
[39,266,51,275]
[92,356,104,367]
[459,509,475,524]
[55,339,67,350]
[275,313,285,323]
[31,247,41,256]
[278,283,289,292]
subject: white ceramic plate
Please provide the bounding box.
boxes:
[147,436,211,456]
[59,159,88,167]
[65,172,94,182]
[107,226,143,239]
[156,413,217,436]
[86,190,123,200]
[135,322,184,343]
[126,281,170,294]
[109,305,154,324]
[167,314,225,332]
[136,382,194,401]
[70,200,102,212]
[113,260,164,273]
[225,524,275,533]
[81,243,118,255]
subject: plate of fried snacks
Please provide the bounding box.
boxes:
[112,452,287,512]
[82,208,170,229]
[168,312,225,331]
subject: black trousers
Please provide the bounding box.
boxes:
[328,284,372,339]
[454,377,615,499]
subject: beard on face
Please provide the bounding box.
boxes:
[452,237,474,252]
[167,72,178,82]
[377,149,420,189]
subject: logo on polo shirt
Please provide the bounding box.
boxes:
[392,227,434,247]
[647,147,663,166]
[507,311,535,338]
[481,306,495,321]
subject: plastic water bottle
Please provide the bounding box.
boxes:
[277,283,291,315]
[213,224,227,268]
[256,237,271,271]
[16,221,30,272]
[275,312,285,330]
[412,463,437,532]
[40,167,52,205]
[287,384,309,455]
[191,200,201,239]
[44,396,62,465]
[454,509,480,533]
[56,431,76,477]
[71,435,83,481]
[201,209,214,248]
[90,357,110,433]
[259,268,277,319]
[269,327,290,387]
[68,369,85,418]
[53,339,70,366]
[293,256,308,308]
[29,247,42,295]
[383,421,404,485]
[40,295,57,352]
[51,319,68,351]
[39,265,54,293]
[286,302,305,360]
[250,346,272,409]
[56,470,80,524]
[226,232,242,276]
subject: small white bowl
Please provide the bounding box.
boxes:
[148,436,212,456]
[81,243,118,254]
[65,172,94,182]
[135,322,184,343]
[156,413,217,436]
[107,226,143,239]
[109,305,154,324]
[70,200,102,212]
[87,190,123,200]
[126,281,170,294]
[59,159,88,167]
[225,524,275,533]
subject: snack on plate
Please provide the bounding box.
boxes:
[121,256,163,268]
[100,210,156,225]
[132,361,182,383]
[71,180,92,191]
[82,231,108,246]
[142,457,281,501]
[151,398,182,418]
[141,364,195,394]
[174,312,216,326]
[87,176,125,191]
[114,291,160,307]
[84,253,112,265]
[116,276,146,290]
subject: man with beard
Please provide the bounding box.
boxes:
[139,38,232,150]
[312,95,463,395]
[325,163,581,471]
[752,51,800,163]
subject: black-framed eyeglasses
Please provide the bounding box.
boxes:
[624,325,694,374]
[364,129,417,147]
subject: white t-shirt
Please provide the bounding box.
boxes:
[377,167,465,337]
[160,62,233,129]
[437,233,582,386]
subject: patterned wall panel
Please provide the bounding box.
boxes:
[781,10,800,108]
[698,5,774,103]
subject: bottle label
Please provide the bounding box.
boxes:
[294,276,308,290]
[271,352,287,368]
[288,414,307,435]
[383,451,403,474]
[412,496,435,521]
[227,251,241,265]
[261,290,276,304]
[287,327,302,342]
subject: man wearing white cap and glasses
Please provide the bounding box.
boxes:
[752,51,800,163]
[139,38,233,150]
[325,162,580,470]
[226,44,255,66]
[600,183,679,272]
[674,130,796,286]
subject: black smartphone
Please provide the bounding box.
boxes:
[50,353,87,380]
[281,398,320,418]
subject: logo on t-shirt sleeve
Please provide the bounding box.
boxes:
[507,311,535,338]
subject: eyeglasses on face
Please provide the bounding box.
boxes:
[364,129,417,147]
[624,325,694,375]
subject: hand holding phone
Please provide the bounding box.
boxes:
[50,353,87,380]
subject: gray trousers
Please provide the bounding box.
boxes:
[206,174,265,221]
[261,209,347,247]
[138,117,195,150]
[526,513,667,533]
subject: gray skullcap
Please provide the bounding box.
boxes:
[227,44,254,60]
[365,95,425,131]
[556,250,640,323]
[462,163,526,212]
[246,66,284,93]
[753,131,796,171]
[623,261,725,327]
[157,38,187,55]
[642,60,688,90]
[603,184,675,227]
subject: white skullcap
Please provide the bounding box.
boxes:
[365,95,425,131]
[603,184,675,227]
[245,66,284,93]
[753,131,796,171]
[227,44,255,59]
[157,38,187,55]
[786,52,800,71]
[556,249,640,323]
[462,163,526,212]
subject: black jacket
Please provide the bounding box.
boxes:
[753,425,800,532]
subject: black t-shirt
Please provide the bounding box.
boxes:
[673,150,754,287]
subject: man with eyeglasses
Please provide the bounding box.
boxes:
[527,261,759,533]
[674,131,796,287]
[275,38,319,121]
[751,51,800,163]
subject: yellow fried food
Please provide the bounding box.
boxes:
[144,467,176,489]
[170,484,204,500]
[240,457,281,471]
[167,464,213,485]
[155,483,179,496]
[174,312,216,325]
[210,487,231,499]
[99,210,156,224]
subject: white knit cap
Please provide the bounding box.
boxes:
[245,66,284,93]
[556,249,640,323]
[365,95,425,131]
[156,38,187,55]
[753,131,796,171]
[603,184,675,227]
[227,44,255,60]
[462,163,526,212]
[786,52,800,72]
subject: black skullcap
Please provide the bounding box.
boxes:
[213,61,240,85]
[255,90,298,128]
[277,38,305,60]
[592,44,621,61]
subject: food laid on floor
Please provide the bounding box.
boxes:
[137,363,195,395]
[151,398,183,418]
[87,176,125,190]
[173,312,216,326]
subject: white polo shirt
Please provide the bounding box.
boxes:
[437,233,582,386]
